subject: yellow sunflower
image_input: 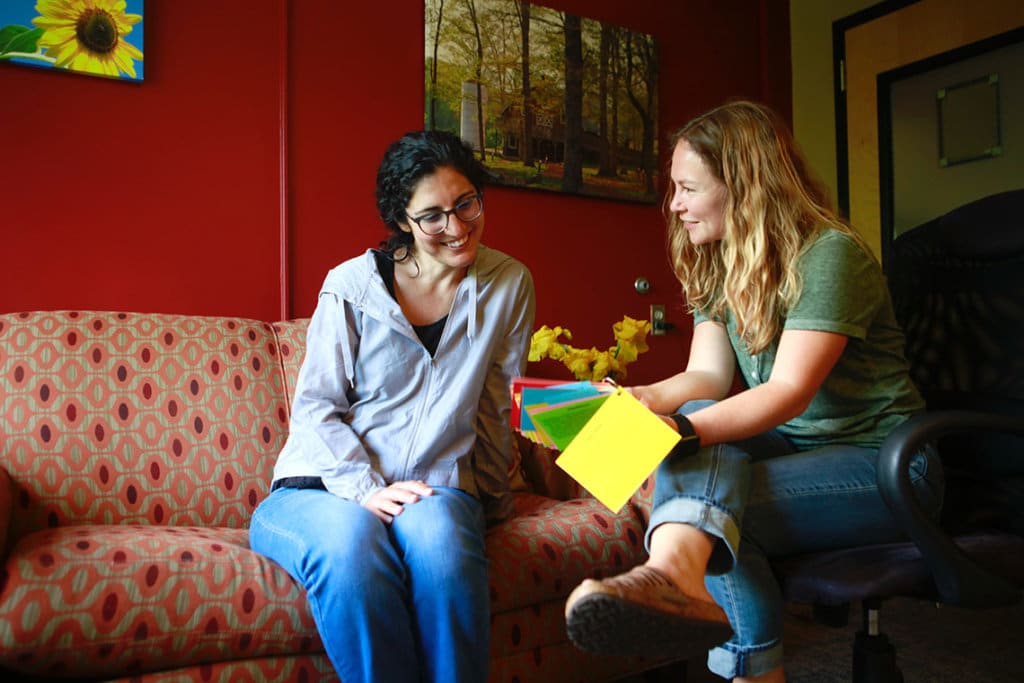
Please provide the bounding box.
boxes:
[32,0,143,79]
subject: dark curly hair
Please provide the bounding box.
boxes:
[375,130,489,256]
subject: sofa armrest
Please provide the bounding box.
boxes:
[0,465,12,560]
[878,409,1024,607]
[514,433,587,500]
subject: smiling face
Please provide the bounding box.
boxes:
[668,139,728,245]
[401,165,484,274]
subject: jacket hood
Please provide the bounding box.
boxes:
[320,245,514,343]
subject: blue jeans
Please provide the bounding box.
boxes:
[648,401,943,679]
[249,485,489,683]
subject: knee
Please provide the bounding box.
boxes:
[299,512,394,583]
[394,494,486,576]
[396,489,484,546]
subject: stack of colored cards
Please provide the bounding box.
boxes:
[509,377,681,512]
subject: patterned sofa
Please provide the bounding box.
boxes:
[0,311,675,682]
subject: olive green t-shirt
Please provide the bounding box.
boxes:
[694,228,924,449]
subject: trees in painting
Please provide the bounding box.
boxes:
[424,0,659,202]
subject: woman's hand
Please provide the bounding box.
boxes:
[627,321,736,415]
[363,480,434,524]
[628,384,658,410]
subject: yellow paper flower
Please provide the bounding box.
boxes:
[563,347,596,379]
[614,315,651,351]
[33,0,144,79]
[611,315,651,364]
[590,350,616,381]
[529,325,571,362]
[529,316,651,382]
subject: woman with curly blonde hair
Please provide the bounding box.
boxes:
[564,101,941,682]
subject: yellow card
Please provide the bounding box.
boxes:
[555,388,681,513]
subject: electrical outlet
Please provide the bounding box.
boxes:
[650,304,666,336]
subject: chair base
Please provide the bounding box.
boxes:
[853,630,903,683]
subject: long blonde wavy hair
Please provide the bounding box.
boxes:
[666,100,870,354]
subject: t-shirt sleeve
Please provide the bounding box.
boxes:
[784,231,884,341]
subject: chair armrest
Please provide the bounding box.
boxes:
[878,410,1024,607]
[0,465,12,559]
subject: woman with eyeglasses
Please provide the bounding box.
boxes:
[250,130,535,683]
[562,101,941,682]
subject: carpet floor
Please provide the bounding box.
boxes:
[780,597,1024,682]
[619,596,1024,682]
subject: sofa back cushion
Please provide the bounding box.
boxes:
[0,311,291,539]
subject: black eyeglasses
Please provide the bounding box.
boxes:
[406,194,483,235]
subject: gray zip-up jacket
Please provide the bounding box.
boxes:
[271,246,536,521]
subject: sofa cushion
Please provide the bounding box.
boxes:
[0,525,321,679]
[488,493,648,616]
[0,493,650,679]
[0,311,290,540]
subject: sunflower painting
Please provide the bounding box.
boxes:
[0,0,144,81]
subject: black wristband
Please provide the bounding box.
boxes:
[669,414,701,457]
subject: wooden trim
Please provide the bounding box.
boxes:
[876,26,1024,269]
[832,1,921,219]
[277,0,290,321]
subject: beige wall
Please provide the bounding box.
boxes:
[789,0,879,209]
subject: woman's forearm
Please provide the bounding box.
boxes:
[632,369,732,415]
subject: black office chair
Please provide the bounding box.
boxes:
[772,189,1024,682]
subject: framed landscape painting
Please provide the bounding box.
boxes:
[425,0,659,203]
[0,0,144,82]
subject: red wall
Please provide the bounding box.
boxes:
[0,0,790,385]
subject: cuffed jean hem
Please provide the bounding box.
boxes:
[645,494,741,576]
[707,637,784,680]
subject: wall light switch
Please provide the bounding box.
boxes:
[650,304,667,336]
